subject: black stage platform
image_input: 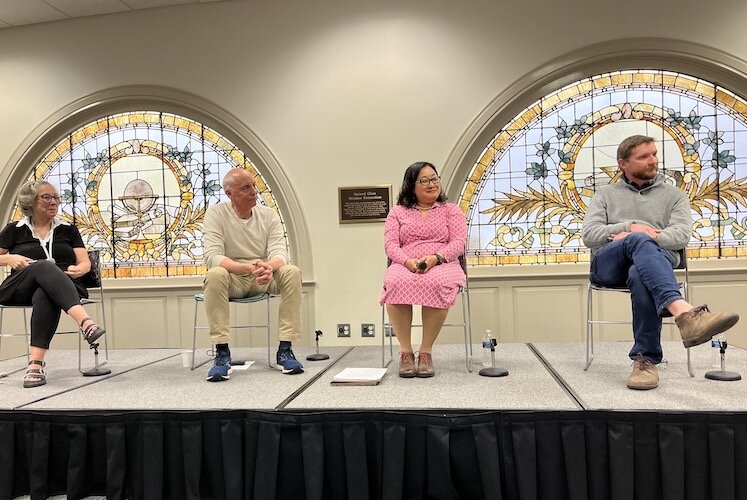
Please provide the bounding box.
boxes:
[1,342,746,499]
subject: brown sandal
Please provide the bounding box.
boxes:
[23,359,46,388]
[80,317,106,344]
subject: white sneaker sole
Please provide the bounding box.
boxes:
[275,364,303,375]
[206,366,233,382]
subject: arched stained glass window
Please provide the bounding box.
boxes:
[459,70,747,266]
[18,111,287,278]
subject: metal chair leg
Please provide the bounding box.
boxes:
[462,289,472,373]
[585,284,594,371]
[265,296,272,368]
[0,307,32,378]
[191,297,199,370]
[381,305,386,368]
[687,347,694,377]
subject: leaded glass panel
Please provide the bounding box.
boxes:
[460,70,747,265]
[18,111,288,278]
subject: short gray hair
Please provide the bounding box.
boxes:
[17,180,55,218]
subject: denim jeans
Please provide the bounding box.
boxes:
[589,233,683,363]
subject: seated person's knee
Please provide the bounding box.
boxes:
[277,264,301,281]
[204,266,230,284]
[626,231,654,243]
[29,259,59,274]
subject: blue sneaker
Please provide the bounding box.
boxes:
[206,348,232,382]
[276,345,304,374]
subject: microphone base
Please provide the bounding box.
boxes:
[705,370,741,381]
[306,353,330,361]
[82,367,111,377]
[479,367,508,377]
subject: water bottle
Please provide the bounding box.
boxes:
[482,329,495,367]
[712,336,724,368]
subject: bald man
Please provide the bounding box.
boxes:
[202,168,303,381]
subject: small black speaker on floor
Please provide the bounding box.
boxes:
[307,330,330,361]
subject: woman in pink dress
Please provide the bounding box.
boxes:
[380,162,467,377]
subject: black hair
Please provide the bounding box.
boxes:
[396,161,447,207]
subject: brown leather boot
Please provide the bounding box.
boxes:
[627,354,658,390]
[416,352,435,378]
[675,305,739,348]
[399,352,416,378]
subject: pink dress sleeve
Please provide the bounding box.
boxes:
[383,206,410,265]
[439,204,467,262]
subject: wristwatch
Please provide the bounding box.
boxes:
[434,253,445,265]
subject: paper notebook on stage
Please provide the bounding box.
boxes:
[331,367,387,386]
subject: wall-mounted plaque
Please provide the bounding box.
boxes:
[338,185,392,224]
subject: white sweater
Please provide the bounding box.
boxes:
[202,202,288,269]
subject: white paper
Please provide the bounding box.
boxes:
[230,360,255,371]
[332,367,387,383]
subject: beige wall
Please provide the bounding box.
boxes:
[1,0,747,355]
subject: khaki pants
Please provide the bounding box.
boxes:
[203,264,302,345]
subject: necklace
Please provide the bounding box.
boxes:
[416,203,435,210]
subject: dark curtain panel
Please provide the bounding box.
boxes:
[1,409,745,500]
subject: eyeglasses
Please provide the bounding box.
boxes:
[38,194,62,203]
[418,176,441,186]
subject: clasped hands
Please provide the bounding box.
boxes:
[610,223,660,241]
[405,255,439,274]
[247,259,273,285]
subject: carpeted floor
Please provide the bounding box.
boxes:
[3,341,745,412]
[533,340,747,410]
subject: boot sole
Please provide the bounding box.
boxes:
[682,315,740,348]
[399,371,416,378]
[627,382,658,390]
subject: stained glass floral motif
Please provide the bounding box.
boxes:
[459,70,747,266]
[18,111,288,278]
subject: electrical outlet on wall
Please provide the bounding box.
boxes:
[361,324,375,337]
[337,324,351,337]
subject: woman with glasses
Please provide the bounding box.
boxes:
[0,180,105,387]
[380,162,467,377]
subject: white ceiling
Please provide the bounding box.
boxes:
[0,0,227,29]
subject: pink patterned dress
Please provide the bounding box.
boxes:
[379,202,467,309]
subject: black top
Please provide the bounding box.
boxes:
[0,221,85,273]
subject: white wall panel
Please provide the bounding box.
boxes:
[110,296,168,348]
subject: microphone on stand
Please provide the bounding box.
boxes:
[705,338,741,381]
[479,337,508,377]
[307,330,330,361]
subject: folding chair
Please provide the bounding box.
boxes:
[191,292,274,370]
[0,250,109,377]
[381,254,473,372]
[0,305,30,377]
[585,248,694,377]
